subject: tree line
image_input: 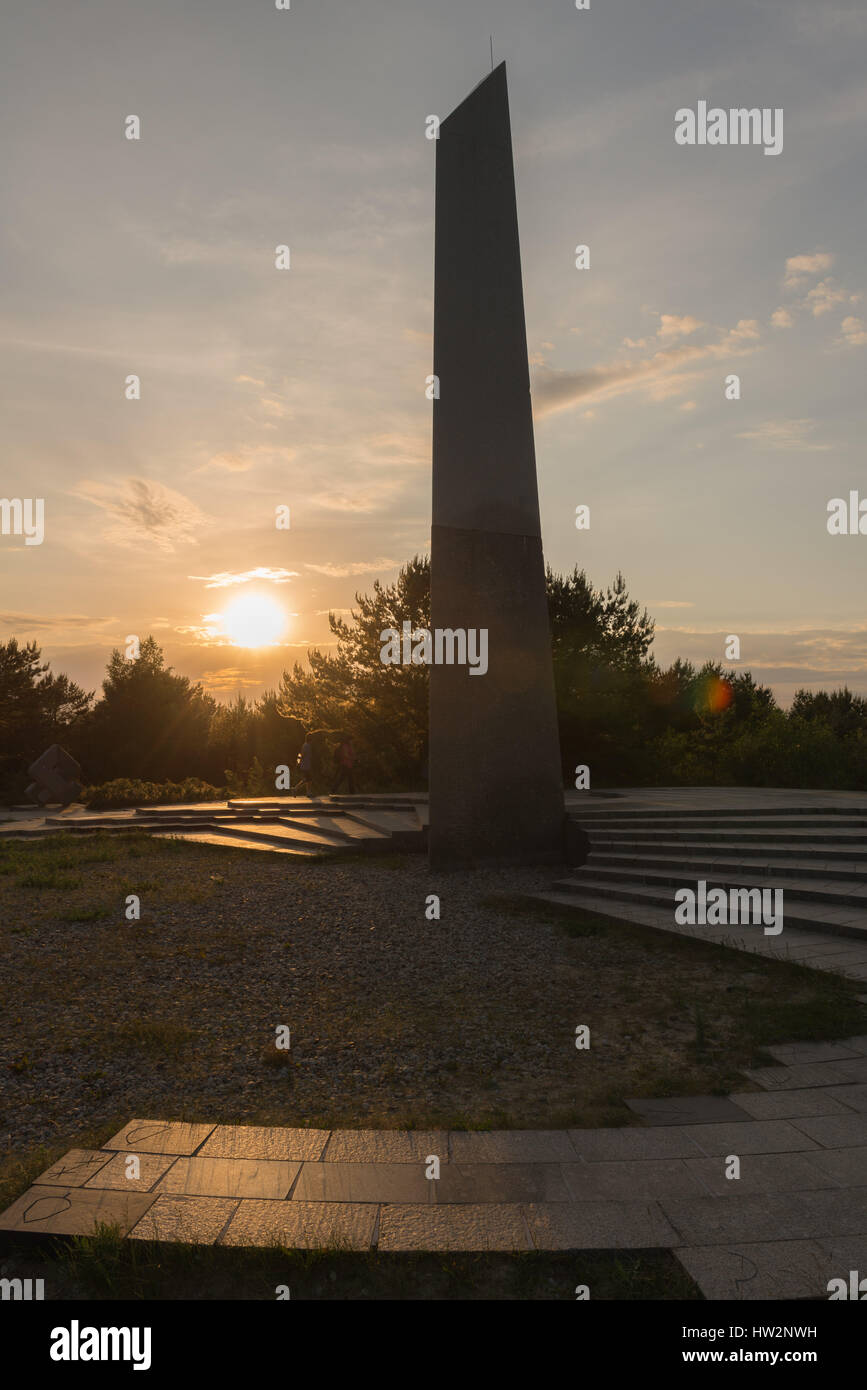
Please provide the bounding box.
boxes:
[2,556,866,802]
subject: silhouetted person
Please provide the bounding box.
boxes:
[331,736,356,794]
[295,732,315,795]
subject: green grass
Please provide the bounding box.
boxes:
[81,1020,196,1059]
[505,891,867,1064]
[0,1231,702,1301]
[59,904,111,923]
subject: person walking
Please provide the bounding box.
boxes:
[295,732,315,796]
[331,735,357,795]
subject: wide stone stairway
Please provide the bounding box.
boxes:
[0,794,428,857]
[536,789,867,980]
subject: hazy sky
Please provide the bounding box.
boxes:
[2,0,866,703]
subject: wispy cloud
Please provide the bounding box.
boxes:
[805,278,850,316]
[840,315,867,346]
[71,478,207,550]
[532,320,761,418]
[784,251,834,287]
[305,558,400,578]
[199,444,296,473]
[190,567,299,589]
[735,418,831,451]
[196,667,269,692]
[657,314,704,340]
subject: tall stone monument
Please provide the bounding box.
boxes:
[429,62,566,868]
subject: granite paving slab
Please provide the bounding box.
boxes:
[32,1149,113,1188]
[743,1063,854,1090]
[433,1164,572,1204]
[220,1199,378,1250]
[823,1084,867,1113]
[567,1128,707,1162]
[104,1120,216,1155]
[447,1130,578,1163]
[660,1188,867,1245]
[726,1089,853,1120]
[377,1204,531,1252]
[84,1152,177,1192]
[827,1059,867,1083]
[291,1161,571,1205]
[523,1201,679,1250]
[673,1239,841,1300]
[323,1130,449,1164]
[153,1156,299,1199]
[129,1195,239,1244]
[767,1042,864,1065]
[562,1159,708,1201]
[681,1120,820,1155]
[292,1162,430,1204]
[198,1125,330,1162]
[0,1185,155,1237]
[791,1112,867,1147]
[683,1152,839,1197]
[796,1145,867,1186]
[623,1096,750,1126]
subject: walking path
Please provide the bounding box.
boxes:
[4,787,866,1296]
[3,1037,866,1299]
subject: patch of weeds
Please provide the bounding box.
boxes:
[59,904,111,923]
[90,1020,194,1059]
[261,1047,293,1073]
[17,870,83,890]
[477,893,608,936]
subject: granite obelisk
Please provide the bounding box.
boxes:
[429,63,566,868]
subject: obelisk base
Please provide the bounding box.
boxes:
[428,523,566,869]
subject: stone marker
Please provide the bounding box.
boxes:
[25,744,82,807]
[428,63,567,868]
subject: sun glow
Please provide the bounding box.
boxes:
[221,591,287,648]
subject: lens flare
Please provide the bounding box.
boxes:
[694,674,733,715]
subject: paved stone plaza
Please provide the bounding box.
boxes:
[3,1036,866,1299]
[0,793,427,856]
[3,785,865,1297]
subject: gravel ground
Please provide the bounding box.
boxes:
[0,833,856,1157]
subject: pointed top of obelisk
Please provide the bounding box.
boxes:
[442,61,509,137]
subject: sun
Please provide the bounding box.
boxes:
[221,591,287,648]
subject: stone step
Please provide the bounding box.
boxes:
[589,827,867,847]
[341,809,427,848]
[586,836,867,863]
[568,805,867,821]
[569,863,867,910]
[588,848,867,883]
[227,796,420,814]
[548,877,867,940]
[575,815,867,832]
[152,830,328,857]
[276,814,391,843]
[202,820,358,851]
[531,891,867,976]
